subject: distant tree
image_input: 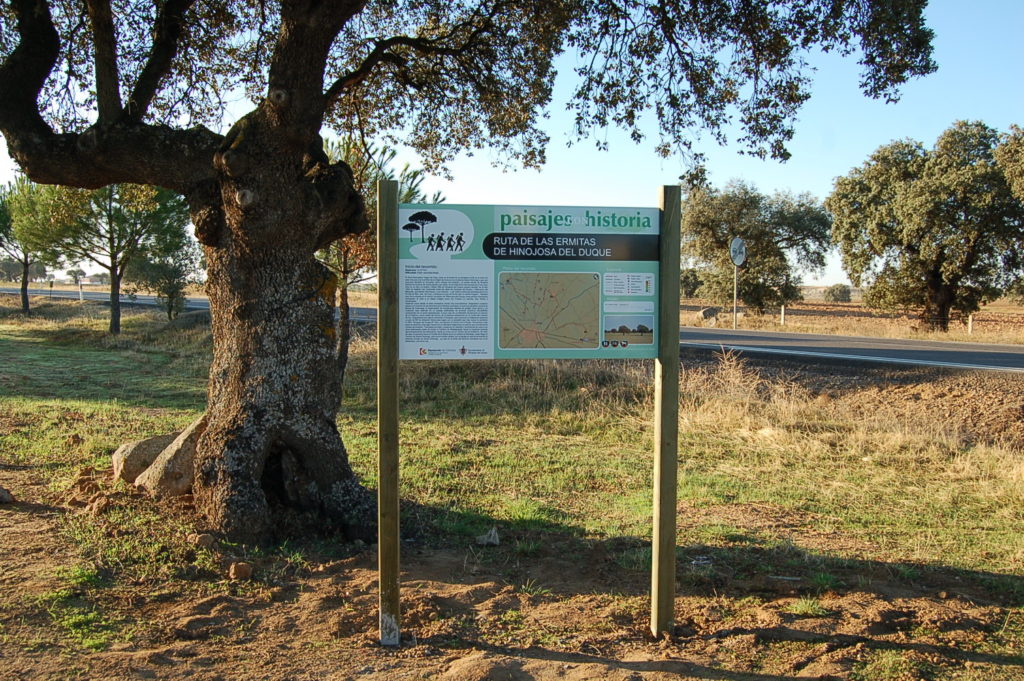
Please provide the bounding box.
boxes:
[124,237,201,320]
[0,259,18,282]
[635,324,651,333]
[617,324,631,333]
[682,181,830,313]
[828,121,1024,331]
[27,262,48,280]
[823,283,852,303]
[67,268,87,285]
[16,183,190,334]
[2,179,57,313]
[1007,280,1024,305]
[679,267,703,298]
[91,272,111,286]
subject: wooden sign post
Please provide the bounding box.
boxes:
[651,185,681,637]
[376,179,401,646]
[375,184,682,644]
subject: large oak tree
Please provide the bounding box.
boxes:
[0,0,935,542]
[828,121,1024,331]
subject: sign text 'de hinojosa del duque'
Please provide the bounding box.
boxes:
[397,204,661,360]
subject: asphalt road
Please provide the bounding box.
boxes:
[681,327,1024,373]
[5,287,1022,371]
[0,287,376,322]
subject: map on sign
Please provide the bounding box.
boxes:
[498,272,601,349]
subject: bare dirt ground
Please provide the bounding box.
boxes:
[2,361,1023,681]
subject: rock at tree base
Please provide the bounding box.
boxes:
[0,487,14,504]
[112,433,180,484]
[135,416,208,498]
[475,526,500,546]
[228,562,253,580]
[188,533,217,550]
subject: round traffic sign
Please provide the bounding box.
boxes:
[730,237,747,266]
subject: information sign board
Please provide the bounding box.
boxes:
[398,204,661,360]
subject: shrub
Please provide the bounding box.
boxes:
[823,283,852,303]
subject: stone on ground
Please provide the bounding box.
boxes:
[0,486,14,504]
[135,416,208,498]
[112,433,180,484]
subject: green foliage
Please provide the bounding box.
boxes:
[0,258,18,281]
[822,283,852,303]
[828,121,1024,331]
[124,238,202,320]
[319,138,445,291]
[11,182,190,332]
[1,0,936,184]
[995,125,1024,203]
[681,181,830,312]
[2,179,57,310]
[679,267,703,298]
[67,268,86,284]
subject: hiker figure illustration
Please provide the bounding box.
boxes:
[427,235,436,251]
[447,234,457,251]
[455,232,465,251]
[436,233,445,251]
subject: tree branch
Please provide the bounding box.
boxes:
[122,0,197,123]
[86,0,122,121]
[324,11,495,106]
[325,40,409,103]
[0,0,62,143]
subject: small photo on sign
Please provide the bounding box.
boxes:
[603,314,655,345]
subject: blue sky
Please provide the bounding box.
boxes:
[409,0,1024,284]
[2,0,1021,284]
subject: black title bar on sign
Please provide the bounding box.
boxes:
[483,233,660,261]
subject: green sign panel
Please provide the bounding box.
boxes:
[398,204,661,360]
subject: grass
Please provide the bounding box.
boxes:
[1,297,1023,675]
[783,596,830,617]
[4,298,1024,577]
[682,295,1024,345]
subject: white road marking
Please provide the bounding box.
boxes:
[679,342,1024,373]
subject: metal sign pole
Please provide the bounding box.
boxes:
[732,265,738,330]
[729,237,746,331]
[376,179,401,647]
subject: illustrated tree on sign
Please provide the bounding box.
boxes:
[0,0,935,542]
[401,223,420,241]
[408,211,438,243]
[828,121,1024,331]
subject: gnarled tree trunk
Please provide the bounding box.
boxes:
[188,109,372,544]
